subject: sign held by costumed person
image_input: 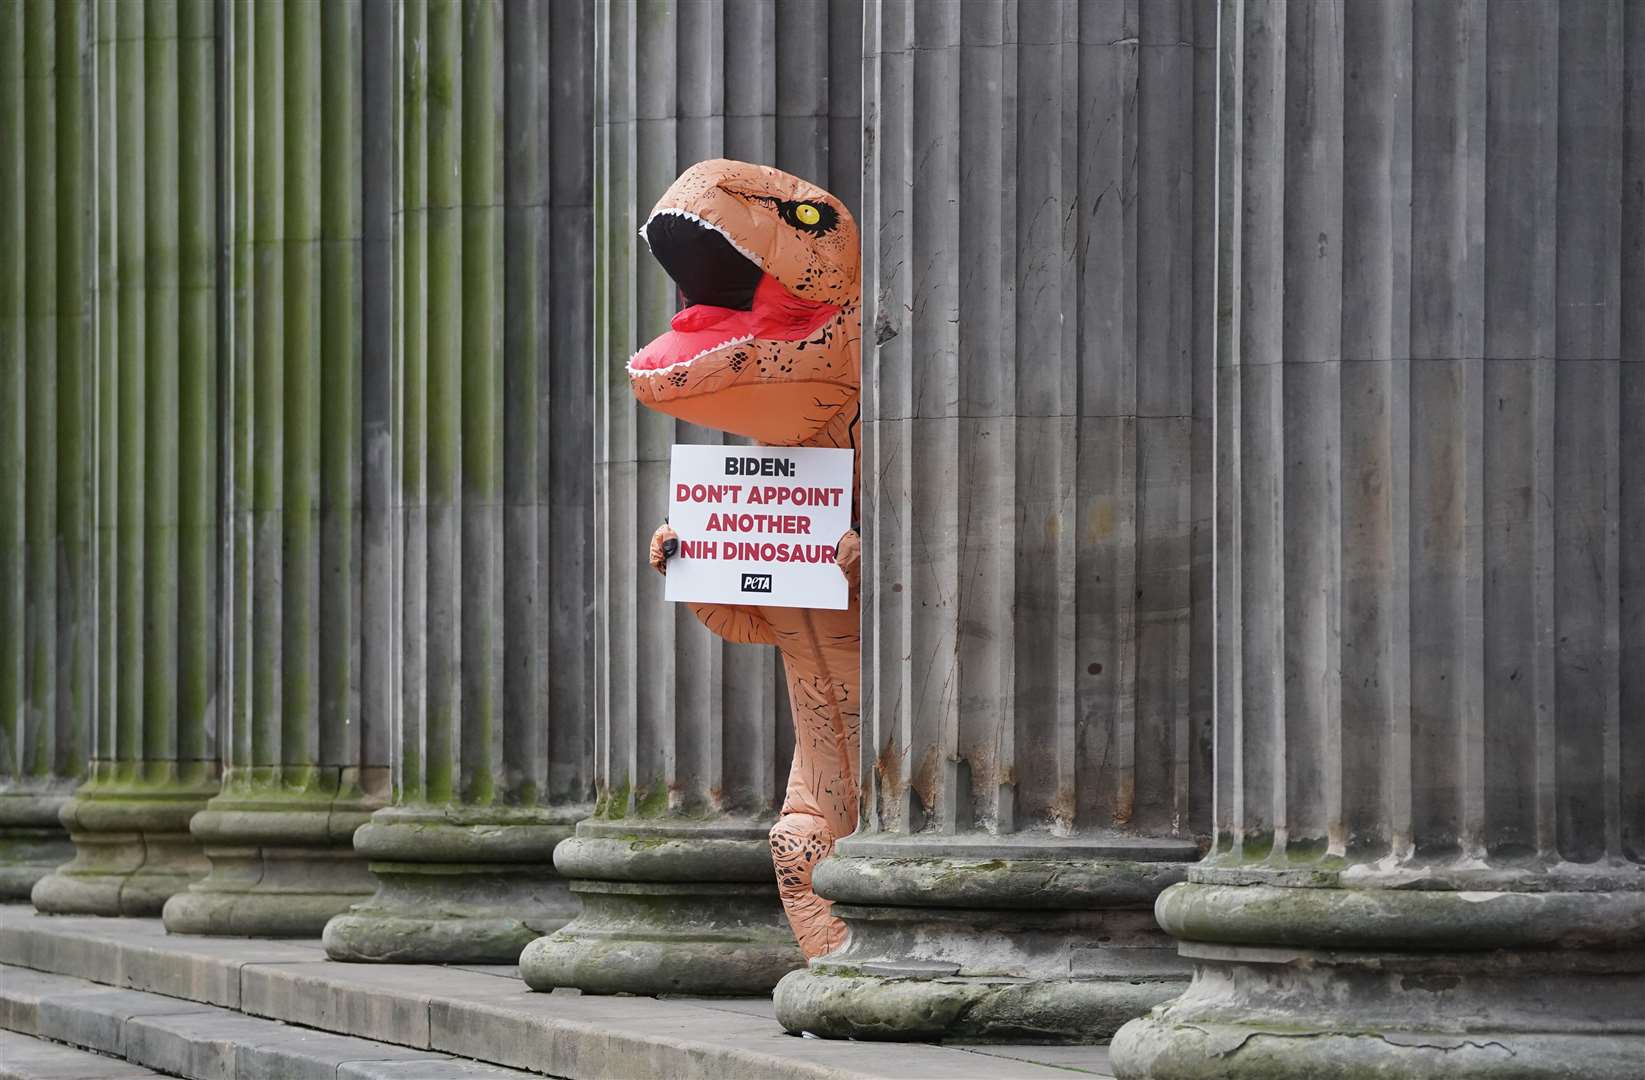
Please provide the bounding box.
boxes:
[664,444,853,610]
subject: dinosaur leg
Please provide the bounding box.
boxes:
[769,665,859,959]
[770,808,845,959]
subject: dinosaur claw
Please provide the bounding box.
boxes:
[834,528,861,591]
[649,522,681,575]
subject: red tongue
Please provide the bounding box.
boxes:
[671,304,746,332]
[629,276,839,373]
[750,275,838,338]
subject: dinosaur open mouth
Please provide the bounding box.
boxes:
[628,208,839,375]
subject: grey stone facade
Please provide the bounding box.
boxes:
[773,0,1217,1041]
[0,0,1638,1071]
[0,0,93,902]
[1112,1,1644,1074]
[324,0,597,963]
[161,0,392,940]
[29,0,220,918]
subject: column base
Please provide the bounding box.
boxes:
[772,837,1198,1042]
[517,818,804,995]
[776,967,1185,1044]
[0,792,75,901]
[322,804,583,964]
[1116,1014,1645,1079]
[1110,878,1645,1079]
[161,779,382,938]
[30,779,215,917]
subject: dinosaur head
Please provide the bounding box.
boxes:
[628,159,860,446]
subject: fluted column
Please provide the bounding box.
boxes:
[773,0,1215,1042]
[517,0,862,996]
[162,0,390,938]
[34,0,220,916]
[322,0,596,964]
[1113,1,1645,1075]
[0,0,94,900]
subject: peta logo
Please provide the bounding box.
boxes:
[740,573,773,594]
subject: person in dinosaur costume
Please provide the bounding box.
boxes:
[627,159,861,959]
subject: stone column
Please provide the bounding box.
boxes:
[1113,1,1645,1075]
[773,0,1216,1042]
[517,0,863,996]
[0,0,94,900]
[162,0,392,937]
[322,0,598,964]
[33,0,220,916]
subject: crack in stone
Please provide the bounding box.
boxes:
[1205,1025,1520,1060]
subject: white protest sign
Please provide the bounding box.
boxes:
[664,444,854,610]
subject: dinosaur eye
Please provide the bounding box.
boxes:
[777,199,837,234]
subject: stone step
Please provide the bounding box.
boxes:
[0,965,541,1080]
[0,907,1115,1079]
[0,1029,168,1079]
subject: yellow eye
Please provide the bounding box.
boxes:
[794,202,821,226]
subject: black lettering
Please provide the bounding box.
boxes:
[725,456,797,477]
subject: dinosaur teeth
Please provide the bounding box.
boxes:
[627,334,756,378]
[639,206,766,270]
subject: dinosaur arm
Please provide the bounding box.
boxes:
[650,522,779,646]
[687,602,779,646]
[648,523,679,575]
[693,532,850,644]
[834,528,860,592]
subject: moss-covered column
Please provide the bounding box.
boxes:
[517,0,861,997]
[1112,2,1645,1075]
[33,0,219,917]
[161,0,388,938]
[0,0,95,900]
[772,0,1216,1042]
[322,0,596,964]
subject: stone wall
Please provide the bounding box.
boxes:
[11,0,598,952]
[773,0,1217,1041]
[162,0,393,940]
[0,0,94,900]
[0,2,1636,1069]
[323,0,598,965]
[29,0,221,918]
[1111,1,1645,1075]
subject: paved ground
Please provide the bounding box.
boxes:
[0,906,1116,1079]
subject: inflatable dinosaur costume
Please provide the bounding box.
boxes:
[628,160,861,959]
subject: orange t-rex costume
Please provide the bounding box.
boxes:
[629,160,861,959]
